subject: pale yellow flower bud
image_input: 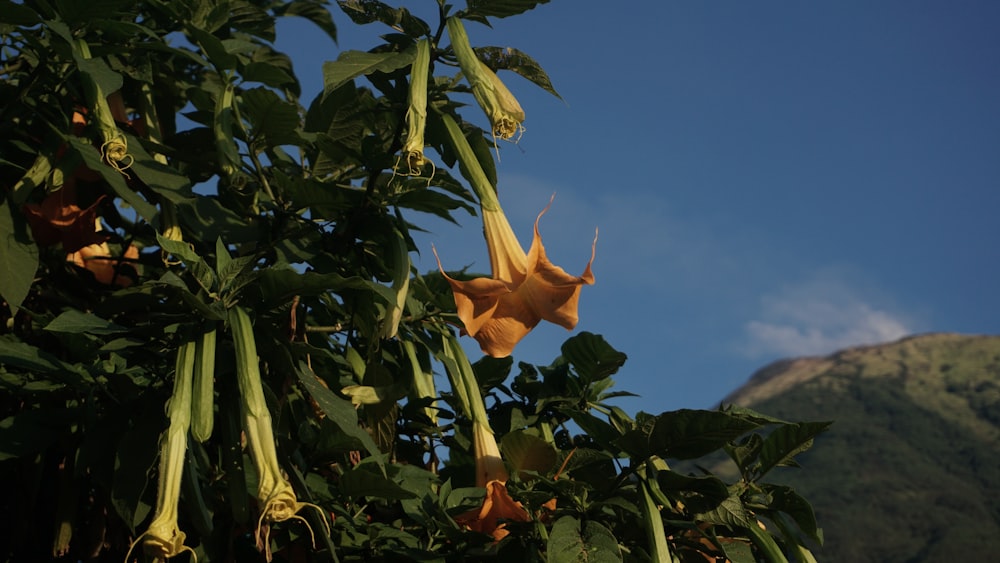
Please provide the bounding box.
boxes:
[446,17,525,141]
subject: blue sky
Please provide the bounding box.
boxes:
[275,1,1000,414]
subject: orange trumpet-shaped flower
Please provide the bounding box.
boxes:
[438,200,596,358]
[455,422,530,541]
[22,184,107,253]
[68,241,139,287]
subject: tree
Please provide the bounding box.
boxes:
[0,1,827,561]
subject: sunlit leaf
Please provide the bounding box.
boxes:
[322,48,415,95]
[295,361,380,455]
[477,46,561,99]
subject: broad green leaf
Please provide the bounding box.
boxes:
[336,1,429,37]
[500,430,557,476]
[725,433,764,474]
[393,184,477,223]
[259,268,395,308]
[567,410,622,452]
[322,48,415,95]
[74,53,124,97]
[477,46,561,99]
[340,466,417,500]
[471,354,513,392]
[0,197,38,312]
[655,469,730,514]
[443,486,486,513]
[186,25,238,69]
[763,484,822,544]
[242,61,297,89]
[562,332,628,382]
[276,0,337,42]
[240,87,302,148]
[697,495,757,530]
[616,409,760,460]
[548,516,622,563]
[0,339,94,384]
[755,421,832,478]
[464,0,551,19]
[44,310,126,335]
[295,361,379,456]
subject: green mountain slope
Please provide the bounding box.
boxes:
[723,333,1000,562]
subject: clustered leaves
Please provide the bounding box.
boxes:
[0,1,829,562]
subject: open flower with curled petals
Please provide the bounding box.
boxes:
[455,421,531,541]
[437,199,595,358]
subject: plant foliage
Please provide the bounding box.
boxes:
[0,2,829,561]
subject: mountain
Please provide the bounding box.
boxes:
[722,333,1000,563]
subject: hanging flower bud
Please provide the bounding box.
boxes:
[400,38,433,176]
[446,17,525,141]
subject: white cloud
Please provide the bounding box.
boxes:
[742,276,913,358]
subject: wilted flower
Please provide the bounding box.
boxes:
[438,199,595,357]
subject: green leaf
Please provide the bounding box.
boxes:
[562,332,627,382]
[616,409,760,460]
[0,197,38,312]
[259,268,395,308]
[276,0,337,42]
[566,410,622,452]
[186,25,238,69]
[548,516,623,563]
[697,495,757,530]
[755,421,832,478]
[295,361,379,456]
[322,48,415,95]
[125,134,194,203]
[500,430,557,476]
[240,87,302,149]
[763,484,822,544]
[464,0,551,19]
[471,354,513,391]
[0,338,94,384]
[74,54,124,98]
[44,310,126,335]
[655,469,730,514]
[477,46,561,99]
[340,466,417,500]
[242,61,296,89]
[336,1,429,37]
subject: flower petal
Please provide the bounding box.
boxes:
[482,208,528,285]
[522,206,595,330]
[470,291,541,357]
[455,480,530,541]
